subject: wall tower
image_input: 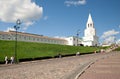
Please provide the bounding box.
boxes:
[82,13,99,46]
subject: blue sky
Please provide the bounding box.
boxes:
[0,0,120,44]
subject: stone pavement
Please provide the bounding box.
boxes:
[0,51,119,79]
[78,52,120,79]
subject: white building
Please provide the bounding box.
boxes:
[0,31,67,45]
[65,36,82,46]
[82,13,99,46]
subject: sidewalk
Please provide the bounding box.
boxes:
[79,52,120,79]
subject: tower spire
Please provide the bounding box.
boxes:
[87,13,93,23]
[86,13,94,28]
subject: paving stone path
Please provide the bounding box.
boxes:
[0,51,118,79]
[78,51,120,79]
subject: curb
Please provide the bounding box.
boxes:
[74,61,94,79]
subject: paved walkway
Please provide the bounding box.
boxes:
[79,52,120,79]
[0,51,119,79]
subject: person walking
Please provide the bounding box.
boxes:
[5,56,8,64]
[58,53,62,58]
[10,56,14,64]
[76,52,80,56]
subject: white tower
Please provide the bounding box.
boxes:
[82,13,99,46]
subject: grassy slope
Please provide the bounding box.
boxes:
[0,40,100,61]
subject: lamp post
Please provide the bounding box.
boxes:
[114,35,117,45]
[76,29,80,46]
[14,19,21,63]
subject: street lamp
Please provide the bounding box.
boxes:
[14,19,21,63]
[76,29,80,46]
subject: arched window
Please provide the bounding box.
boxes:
[90,24,92,27]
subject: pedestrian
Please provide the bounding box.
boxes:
[10,56,14,64]
[58,53,62,58]
[94,50,96,54]
[101,49,104,53]
[76,52,80,56]
[5,56,8,64]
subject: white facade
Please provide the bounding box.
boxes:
[65,36,82,46]
[0,31,67,45]
[82,13,99,46]
[0,31,82,46]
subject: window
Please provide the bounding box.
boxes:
[24,36,26,40]
[90,24,92,27]
[74,38,75,41]
[37,38,39,41]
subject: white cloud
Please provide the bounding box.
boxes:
[103,36,115,44]
[64,0,86,7]
[0,0,43,23]
[101,29,119,38]
[23,21,34,30]
[101,29,119,45]
[0,0,43,30]
[5,27,15,32]
[116,39,120,44]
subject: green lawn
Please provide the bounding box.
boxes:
[0,40,101,62]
